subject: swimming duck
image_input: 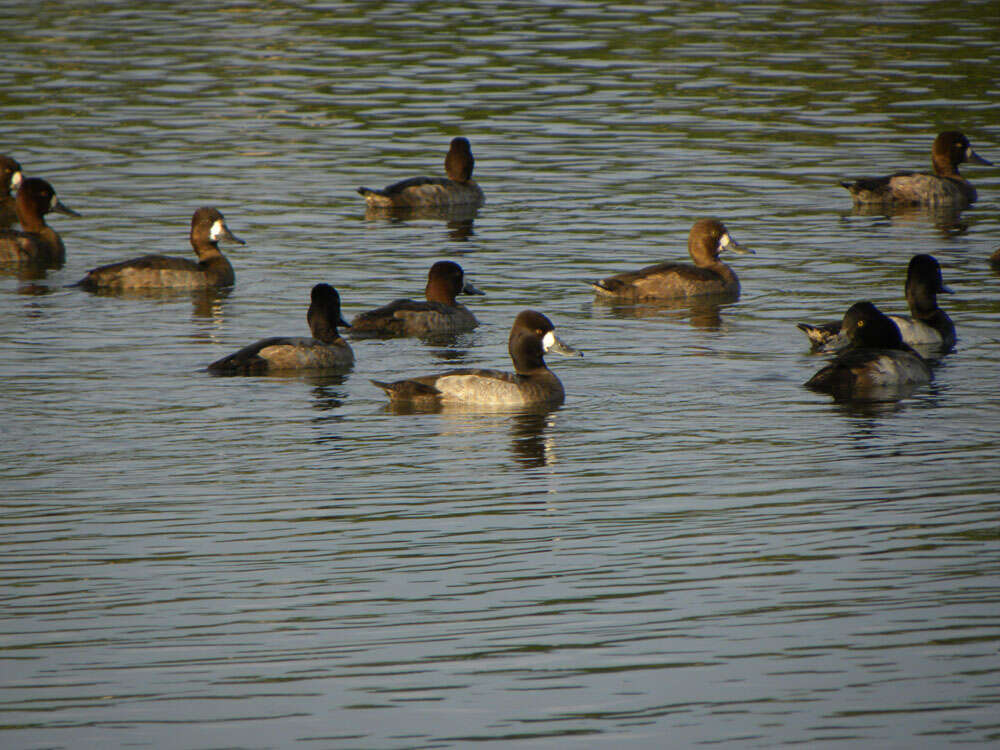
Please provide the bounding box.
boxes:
[0,155,24,229]
[357,137,485,208]
[350,260,484,337]
[0,177,79,266]
[207,284,354,374]
[798,254,955,353]
[804,301,931,401]
[841,131,993,207]
[76,207,243,290]
[372,310,581,407]
[590,218,753,300]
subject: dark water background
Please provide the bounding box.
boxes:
[2,2,999,748]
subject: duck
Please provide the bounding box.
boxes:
[841,131,993,207]
[350,260,484,337]
[207,284,354,374]
[357,137,485,208]
[798,254,956,353]
[76,207,243,290]
[590,218,753,300]
[804,301,931,401]
[0,155,24,229]
[0,177,79,266]
[372,310,581,407]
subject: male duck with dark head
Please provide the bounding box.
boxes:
[76,207,243,291]
[841,131,993,208]
[373,310,581,407]
[1,155,25,229]
[590,218,753,301]
[357,137,485,209]
[0,177,79,266]
[798,254,956,354]
[207,284,354,375]
[350,260,484,337]
[805,301,931,401]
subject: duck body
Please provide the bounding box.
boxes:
[357,137,485,208]
[805,301,931,401]
[208,336,354,374]
[798,254,955,353]
[841,131,992,208]
[590,219,752,301]
[375,367,565,407]
[208,284,354,375]
[79,253,235,291]
[0,177,78,266]
[373,310,581,407]
[77,207,242,290]
[350,260,483,337]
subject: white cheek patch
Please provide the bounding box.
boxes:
[720,233,731,248]
[210,219,225,241]
[11,171,22,189]
[542,330,556,351]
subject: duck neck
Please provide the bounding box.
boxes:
[932,153,962,180]
[510,335,547,375]
[16,202,46,234]
[425,281,457,306]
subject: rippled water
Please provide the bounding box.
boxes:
[2,2,999,748]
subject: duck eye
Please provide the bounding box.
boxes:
[857,320,865,327]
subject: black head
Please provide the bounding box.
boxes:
[906,253,951,294]
[425,260,483,304]
[1,155,23,191]
[508,310,581,374]
[16,177,79,220]
[933,131,993,173]
[687,218,752,266]
[190,206,245,250]
[841,301,904,350]
[444,137,475,182]
[308,283,350,342]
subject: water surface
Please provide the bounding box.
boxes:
[2,2,999,748]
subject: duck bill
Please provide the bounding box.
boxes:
[967,148,992,166]
[219,227,246,245]
[462,281,485,295]
[543,331,583,358]
[52,198,81,217]
[725,239,754,255]
[939,283,954,294]
[339,315,352,328]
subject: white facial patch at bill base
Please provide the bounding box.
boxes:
[719,233,731,249]
[210,219,225,241]
[49,193,59,210]
[11,171,22,190]
[542,330,556,352]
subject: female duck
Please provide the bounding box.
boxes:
[357,137,485,208]
[207,284,353,374]
[798,254,955,353]
[805,301,931,401]
[841,131,992,207]
[1,155,24,229]
[77,207,243,290]
[350,260,484,337]
[373,310,581,407]
[0,177,79,266]
[590,218,753,300]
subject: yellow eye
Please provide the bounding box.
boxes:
[857,320,865,327]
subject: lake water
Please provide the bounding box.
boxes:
[2,2,999,748]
